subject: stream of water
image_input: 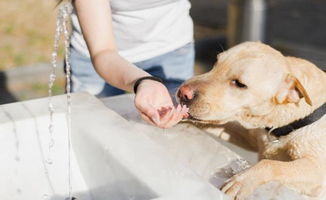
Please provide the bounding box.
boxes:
[48,3,73,200]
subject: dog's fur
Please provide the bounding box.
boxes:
[177,42,326,199]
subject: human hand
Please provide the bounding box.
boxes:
[134,80,189,128]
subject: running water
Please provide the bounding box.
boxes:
[48,3,73,200]
[230,158,250,174]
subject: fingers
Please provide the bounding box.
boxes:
[160,106,178,128]
[158,107,172,118]
[140,107,172,128]
[153,106,175,128]
[140,112,156,126]
[182,105,189,118]
[167,105,188,127]
[157,104,189,128]
[135,99,160,125]
[135,93,189,128]
[163,105,183,128]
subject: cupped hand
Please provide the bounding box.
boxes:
[134,80,189,128]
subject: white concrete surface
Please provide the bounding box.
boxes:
[0,93,309,200]
[1,93,237,200]
[0,94,91,200]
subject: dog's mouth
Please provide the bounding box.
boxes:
[187,115,203,121]
[182,113,223,125]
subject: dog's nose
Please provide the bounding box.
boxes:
[177,85,196,105]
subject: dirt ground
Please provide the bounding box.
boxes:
[0,0,60,70]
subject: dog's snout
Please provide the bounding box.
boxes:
[178,85,196,105]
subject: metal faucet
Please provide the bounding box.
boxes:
[227,0,267,47]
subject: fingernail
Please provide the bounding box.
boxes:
[183,113,189,118]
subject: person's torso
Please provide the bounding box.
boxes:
[70,0,193,62]
[110,0,177,11]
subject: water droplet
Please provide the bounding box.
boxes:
[230,158,250,174]
[15,155,20,161]
[46,158,53,165]
[49,139,55,148]
[17,188,22,194]
[43,194,49,200]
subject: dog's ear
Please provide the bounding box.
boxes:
[274,74,312,106]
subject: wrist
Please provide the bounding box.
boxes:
[133,76,163,93]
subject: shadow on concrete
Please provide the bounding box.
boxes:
[0,72,17,104]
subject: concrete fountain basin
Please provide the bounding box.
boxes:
[0,93,233,200]
[0,93,309,200]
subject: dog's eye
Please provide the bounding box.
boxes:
[231,79,247,89]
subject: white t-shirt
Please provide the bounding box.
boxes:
[70,0,194,63]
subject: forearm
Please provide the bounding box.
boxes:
[74,0,149,92]
[92,49,150,92]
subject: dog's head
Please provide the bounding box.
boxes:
[177,42,312,128]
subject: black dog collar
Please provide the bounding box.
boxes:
[266,102,326,137]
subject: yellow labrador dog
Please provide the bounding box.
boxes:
[177,42,326,199]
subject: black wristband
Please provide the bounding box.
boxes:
[133,76,163,94]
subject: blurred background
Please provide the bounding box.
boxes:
[1,0,325,104]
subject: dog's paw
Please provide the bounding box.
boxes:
[221,171,260,200]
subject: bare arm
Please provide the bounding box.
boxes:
[72,0,188,128]
[73,0,148,92]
